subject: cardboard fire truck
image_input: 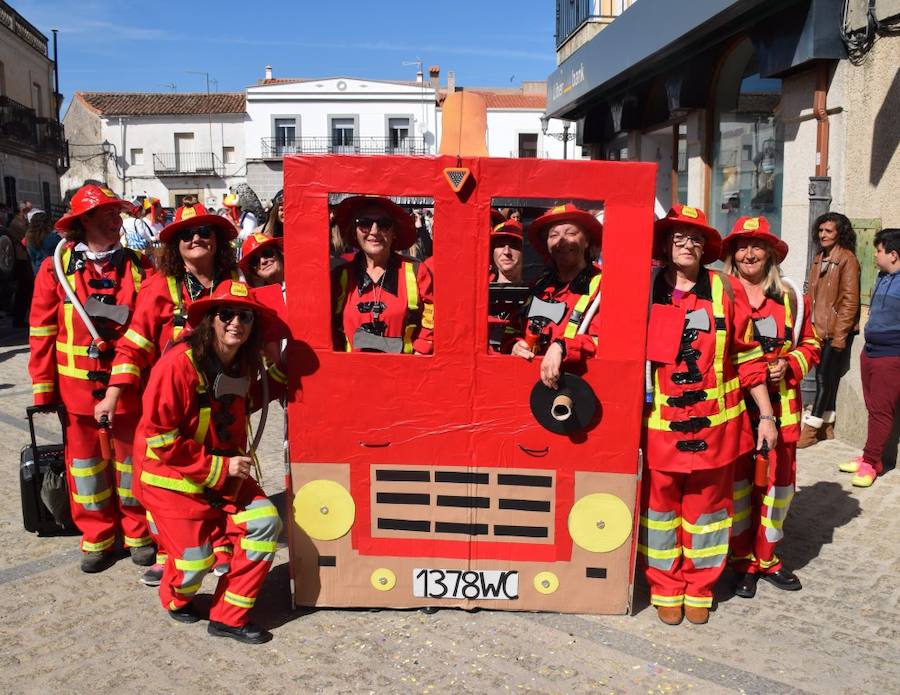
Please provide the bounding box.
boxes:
[281,150,656,614]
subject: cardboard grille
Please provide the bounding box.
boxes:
[443,167,471,192]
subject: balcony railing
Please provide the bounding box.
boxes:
[153,152,224,177]
[556,0,597,46]
[260,136,428,158]
[0,96,69,171]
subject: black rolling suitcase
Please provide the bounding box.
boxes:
[20,404,76,535]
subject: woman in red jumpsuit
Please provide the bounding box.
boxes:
[239,232,284,288]
[721,216,820,598]
[133,280,284,644]
[511,204,603,387]
[331,196,433,354]
[641,205,777,626]
[28,184,156,573]
[96,203,239,584]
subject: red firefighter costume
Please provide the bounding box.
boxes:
[722,218,822,576]
[488,219,526,353]
[516,204,604,366]
[28,186,155,553]
[640,206,768,612]
[133,281,284,628]
[331,195,433,354]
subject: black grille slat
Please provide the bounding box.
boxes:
[376,492,430,505]
[318,556,337,567]
[436,495,489,509]
[435,471,489,484]
[497,474,553,488]
[435,522,489,535]
[494,525,549,538]
[586,567,607,579]
[375,469,430,482]
[377,518,431,532]
[498,498,551,512]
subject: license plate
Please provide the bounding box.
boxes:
[413,568,519,600]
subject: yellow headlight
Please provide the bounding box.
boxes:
[371,568,396,591]
[533,571,559,594]
[568,492,632,553]
[293,480,355,541]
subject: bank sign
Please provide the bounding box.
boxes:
[547,62,587,117]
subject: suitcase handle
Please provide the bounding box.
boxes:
[25,405,67,452]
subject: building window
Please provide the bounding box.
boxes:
[518,133,538,158]
[388,117,411,153]
[0,62,6,96]
[130,148,144,165]
[274,118,296,154]
[32,82,42,117]
[223,146,236,164]
[331,117,356,153]
[675,123,688,205]
[710,39,784,236]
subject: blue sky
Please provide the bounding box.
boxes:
[15,0,558,105]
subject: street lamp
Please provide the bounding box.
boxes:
[540,115,575,160]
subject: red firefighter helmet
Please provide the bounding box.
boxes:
[720,216,788,264]
[653,204,722,265]
[55,185,132,232]
[239,232,284,275]
[159,203,238,244]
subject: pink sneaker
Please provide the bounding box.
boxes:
[839,455,864,474]
[852,461,881,488]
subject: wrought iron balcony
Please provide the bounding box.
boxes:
[153,152,224,177]
[0,96,69,171]
[260,136,428,158]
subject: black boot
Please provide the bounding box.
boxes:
[208,621,272,644]
[80,551,115,573]
[762,568,802,591]
[169,602,204,624]
[734,572,759,599]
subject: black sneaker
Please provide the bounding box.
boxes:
[140,564,164,587]
[207,620,272,644]
[169,603,203,624]
[80,551,115,573]
[130,545,157,567]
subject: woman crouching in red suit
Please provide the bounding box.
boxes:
[133,280,284,644]
[721,217,820,598]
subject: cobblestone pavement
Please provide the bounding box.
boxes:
[0,324,897,694]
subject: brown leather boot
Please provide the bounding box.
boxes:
[819,411,836,440]
[656,605,683,625]
[684,605,709,624]
[797,415,823,449]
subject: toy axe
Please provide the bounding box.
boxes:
[685,309,710,332]
[84,297,130,326]
[524,297,566,352]
[753,315,780,354]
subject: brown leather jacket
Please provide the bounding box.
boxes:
[807,245,861,349]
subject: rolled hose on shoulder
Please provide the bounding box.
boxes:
[52,237,103,346]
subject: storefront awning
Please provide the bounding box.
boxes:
[546,0,798,119]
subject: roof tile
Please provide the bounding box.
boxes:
[77,92,245,116]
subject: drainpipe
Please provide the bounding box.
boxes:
[51,29,61,121]
[802,61,833,407]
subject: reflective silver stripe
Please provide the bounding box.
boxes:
[114,457,141,507]
[683,508,730,569]
[762,484,794,543]
[70,457,112,511]
[174,544,214,596]
[231,498,282,563]
[639,509,680,571]
[732,479,752,536]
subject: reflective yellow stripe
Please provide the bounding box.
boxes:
[404,261,418,311]
[762,493,794,509]
[645,394,746,430]
[760,516,786,530]
[421,302,434,330]
[733,345,764,365]
[563,273,601,339]
[55,341,89,356]
[651,594,684,606]
[684,595,713,608]
[202,455,224,487]
[224,591,256,608]
[30,325,57,337]
[82,537,115,552]
[213,545,233,555]
[758,556,780,569]
[130,254,143,292]
[124,534,152,547]
[63,302,75,370]
[32,382,54,394]
[637,544,681,560]
[124,328,154,352]
[61,246,75,292]
[683,544,729,559]
[733,482,752,500]
[185,349,211,444]
[118,488,136,499]
[640,514,682,531]
[111,363,141,377]
[682,517,732,534]
[232,504,280,525]
[240,538,277,553]
[71,460,108,477]
[114,460,132,473]
[267,364,287,385]
[174,554,215,572]
[146,429,179,449]
[72,488,113,505]
[57,364,90,379]
[174,582,203,595]
[139,470,204,494]
[167,276,186,339]
[732,508,752,524]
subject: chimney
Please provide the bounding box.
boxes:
[264,65,273,81]
[447,71,456,93]
[428,65,440,91]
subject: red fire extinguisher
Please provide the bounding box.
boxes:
[754,441,771,488]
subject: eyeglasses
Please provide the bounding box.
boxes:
[176,226,215,243]
[671,232,706,248]
[356,217,394,231]
[215,308,255,325]
[250,247,279,268]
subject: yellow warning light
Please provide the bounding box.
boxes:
[568,493,632,553]
[293,480,355,541]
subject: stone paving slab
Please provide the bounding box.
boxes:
[0,326,896,694]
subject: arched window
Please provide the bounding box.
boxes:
[710,39,784,236]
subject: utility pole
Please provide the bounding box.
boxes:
[187,71,215,166]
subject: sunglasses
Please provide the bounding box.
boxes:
[176,226,215,243]
[215,308,255,325]
[250,247,279,268]
[356,217,394,231]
